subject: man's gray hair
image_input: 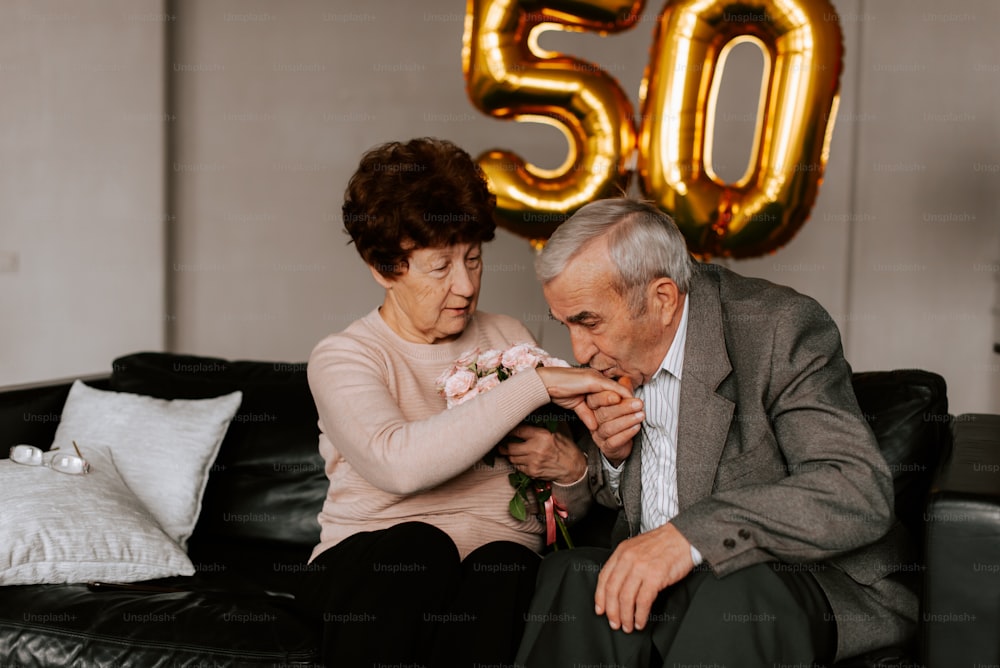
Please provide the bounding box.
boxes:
[536,198,694,312]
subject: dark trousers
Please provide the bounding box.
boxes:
[296,521,540,667]
[516,546,836,668]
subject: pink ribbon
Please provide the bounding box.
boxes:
[543,483,570,546]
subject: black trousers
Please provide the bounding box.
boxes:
[295,521,540,667]
[515,546,837,668]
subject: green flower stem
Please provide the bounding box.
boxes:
[554,514,575,550]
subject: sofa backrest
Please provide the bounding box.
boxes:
[851,368,950,545]
[109,355,946,553]
[108,352,326,555]
[0,355,951,569]
[0,376,109,450]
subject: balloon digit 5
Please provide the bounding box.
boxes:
[463,0,642,241]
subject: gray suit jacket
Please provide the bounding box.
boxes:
[588,264,918,660]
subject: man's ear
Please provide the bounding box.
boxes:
[651,278,681,326]
[369,264,395,289]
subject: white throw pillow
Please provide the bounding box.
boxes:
[0,445,195,585]
[51,380,243,548]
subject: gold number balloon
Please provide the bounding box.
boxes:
[463,0,844,258]
[462,0,641,241]
[638,0,843,257]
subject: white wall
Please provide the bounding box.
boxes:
[0,0,167,384]
[4,0,998,414]
[169,0,553,361]
[845,0,1000,414]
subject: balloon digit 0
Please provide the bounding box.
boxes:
[638,0,844,257]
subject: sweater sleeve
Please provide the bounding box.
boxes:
[308,335,553,495]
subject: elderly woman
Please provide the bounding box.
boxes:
[299,137,628,667]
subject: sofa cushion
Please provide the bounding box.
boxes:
[0,445,195,586]
[108,352,326,552]
[0,580,318,667]
[51,380,243,549]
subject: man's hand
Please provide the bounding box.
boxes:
[594,523,695,633]
[499,424,587,485]
[586,381,644,466]
[536,367,632,431]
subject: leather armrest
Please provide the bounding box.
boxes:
[922,413,1000,668]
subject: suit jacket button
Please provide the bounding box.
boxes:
[723,538,736,549]
[738,529,751,540]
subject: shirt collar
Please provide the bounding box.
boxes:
[650,294,689,383]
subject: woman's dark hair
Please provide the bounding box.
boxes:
[342,137,497,277]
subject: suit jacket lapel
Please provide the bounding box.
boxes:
[620,429,642,536]
[620,268,734,536]
[676,269,734,510]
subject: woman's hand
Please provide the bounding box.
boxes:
[498,424,587,485]
[535,366,634,432]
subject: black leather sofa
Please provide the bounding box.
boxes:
[0,351,997,667]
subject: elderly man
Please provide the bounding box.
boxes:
[516,199,917,667]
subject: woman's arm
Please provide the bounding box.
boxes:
[308,340,551,495]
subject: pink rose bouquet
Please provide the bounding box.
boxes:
[436,343,569,408]
[436,343,575,548]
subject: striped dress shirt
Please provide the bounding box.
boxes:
[637,296,688,534]
[602,297,702,563]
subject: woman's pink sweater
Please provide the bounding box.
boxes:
[307,308,591,561]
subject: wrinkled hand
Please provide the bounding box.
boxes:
[536,367,632,432]
[499,424,586,485]
[586,386,644,467]
[595,523,695,633]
